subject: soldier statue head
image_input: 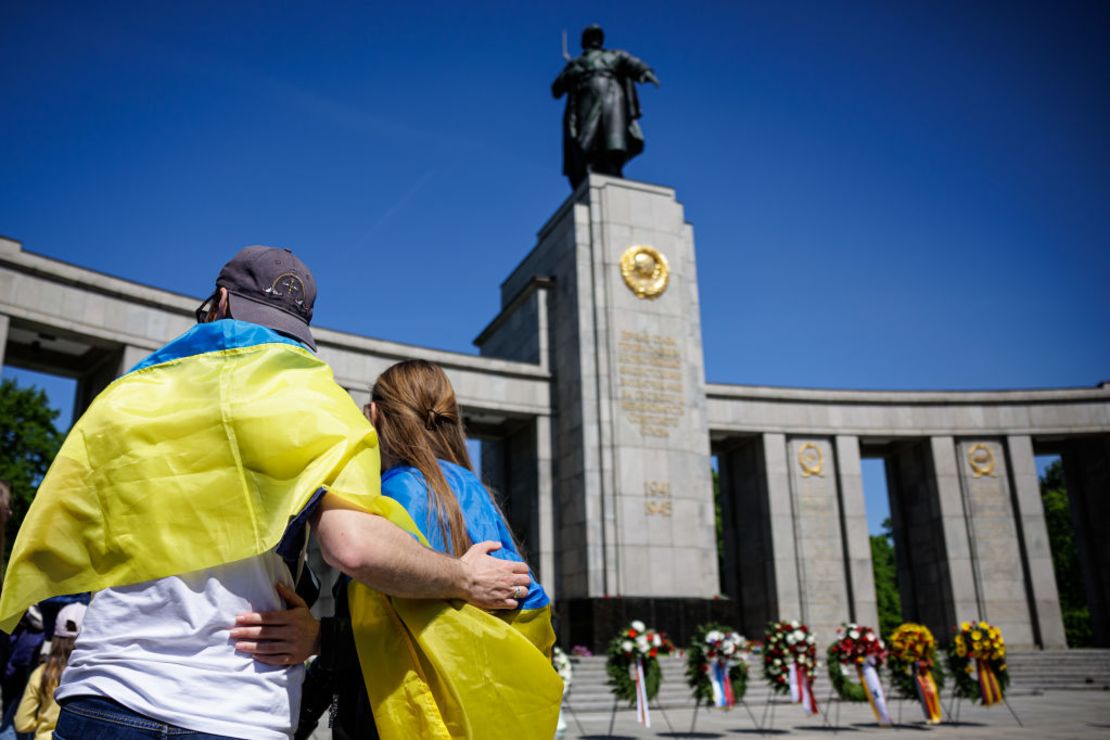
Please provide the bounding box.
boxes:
[581,24,604,50]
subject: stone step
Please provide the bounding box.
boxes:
[561,650,1110,711]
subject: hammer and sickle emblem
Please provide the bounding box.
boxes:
[798,442,824,478]
[265,272,306,307]
[967,443,996,478]
[620,245,670,300]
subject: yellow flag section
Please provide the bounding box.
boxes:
[0,321,389,632]
[350,584,562,740]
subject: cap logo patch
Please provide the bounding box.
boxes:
[265,272,306,308]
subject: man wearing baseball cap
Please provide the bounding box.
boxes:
[1,246,530,739]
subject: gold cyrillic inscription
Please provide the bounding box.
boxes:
[644,480,673,517]
[618,331,685,438]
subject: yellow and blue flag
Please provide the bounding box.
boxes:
[351,462,560,739]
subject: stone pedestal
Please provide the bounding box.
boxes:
[477,174,718,643]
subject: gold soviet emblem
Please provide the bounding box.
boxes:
[798,442,824,478]
[620,245,670,299]
[967,443,996,478]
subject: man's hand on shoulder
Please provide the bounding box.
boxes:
[459,541,531,610]
[231,583,320,666]
[313,492,530,608]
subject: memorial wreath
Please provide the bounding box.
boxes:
[685,623,749,708]
[826,623,892,725]
[947,620,1009,705]
[888,623,944,723]
[762,620,816,693]
[606,620,674,724]
[762,620,819,715]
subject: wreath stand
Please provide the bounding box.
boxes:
[688,696,762,736]
[887,667,959,727]
[559,688,586,736]
[946,692,1023,728]
[818,686,847,733]
[890,681,950,727]
[759,690,828,734]
[604,695,676,737]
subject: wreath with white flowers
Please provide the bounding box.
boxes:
[606,620,674,703]
[888,623,946,700]
[685,622,749,705]
[946,620,1010,702]
[553,646,573,696]
[762,620,816,695]
[825,623,886,702]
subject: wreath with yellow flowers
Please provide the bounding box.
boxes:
[887,623,946,700]
[946,620,1010,702]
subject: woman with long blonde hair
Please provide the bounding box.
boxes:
[370,360,511,557]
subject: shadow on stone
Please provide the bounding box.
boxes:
[657,733,724,739]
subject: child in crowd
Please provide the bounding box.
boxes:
[14,603,86,739]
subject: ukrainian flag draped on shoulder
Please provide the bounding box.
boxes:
[0,320,396,632]
[348,462,561,739]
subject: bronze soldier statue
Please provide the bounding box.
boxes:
[552,25,660,189]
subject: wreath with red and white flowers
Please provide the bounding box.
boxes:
[685,622,749,705]
[762,620,816,695]
[826,623,886,702]
[606,620,675,703]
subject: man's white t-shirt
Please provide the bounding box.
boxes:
[57,552,302,740]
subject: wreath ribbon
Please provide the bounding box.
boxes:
[788,662,818,716]
[631,657,652,726]
[912,662,942,724]
[856,657,892,726]
[710,659,735,708]
[976,658,1003,706]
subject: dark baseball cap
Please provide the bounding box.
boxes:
[216,246,317,350]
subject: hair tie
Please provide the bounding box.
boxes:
[425,409,438,431]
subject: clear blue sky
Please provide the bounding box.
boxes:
[2,2,1106,531]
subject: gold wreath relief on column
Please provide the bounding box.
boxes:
[967,443,996,478]
[620,245,670,299]
[798,442,824,478]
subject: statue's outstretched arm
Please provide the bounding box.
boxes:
[618,51,660,87]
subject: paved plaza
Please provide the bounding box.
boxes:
[552,690,1110,739]
[304,689,1110,739]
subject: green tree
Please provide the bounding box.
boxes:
[1040,459,1092,647]
[870,517,903,638]
[0,378,63,566]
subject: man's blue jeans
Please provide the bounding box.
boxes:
[55,697,239,740]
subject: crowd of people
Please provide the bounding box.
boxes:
[0,246,560,739]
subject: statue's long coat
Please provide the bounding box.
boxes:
[552,48,652,183]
